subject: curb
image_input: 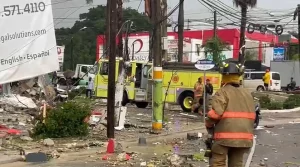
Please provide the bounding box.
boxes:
[261,107,300,113]
[123,126,206,145]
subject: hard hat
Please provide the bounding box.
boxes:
[219,62,244,75]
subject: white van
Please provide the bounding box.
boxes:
[243,71,281,92]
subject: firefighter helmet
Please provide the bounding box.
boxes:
[219,62,245,76]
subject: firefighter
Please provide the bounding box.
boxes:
[192,77,203,114]
[205,62,255,167]
[262,69,270,91]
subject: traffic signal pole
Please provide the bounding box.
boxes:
[151,0,163,134]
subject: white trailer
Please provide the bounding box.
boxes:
[270,61,300,88]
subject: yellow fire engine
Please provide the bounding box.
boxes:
[94,59,222,112]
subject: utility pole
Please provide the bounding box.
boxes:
[161,0,169,119]
[117,0,123,59]
[151,0,163,133]
[70,38,74,70]
[298,4,300,57]
[213,11,217,61]
[105,2,111,59]
[115,0,127,128]
[106,0,117,139]
[162,0,168,61]
[177,0,184,62]
[213,11,217,38]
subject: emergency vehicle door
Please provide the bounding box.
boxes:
[141,64,151,89]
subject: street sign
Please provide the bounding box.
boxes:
[194,59,215,71]
[273,47,285,61]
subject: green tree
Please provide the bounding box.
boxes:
[291,54,300,60]
[244,50,257,60]
[56,5,150,70]
[202,37,231,64]
[233,0,257,63]
[288,43,299,59]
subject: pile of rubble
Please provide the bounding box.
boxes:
[0,75,59,137]
[0,94,39,136]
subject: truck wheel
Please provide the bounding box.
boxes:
[256,86,265,92]
[136,102,148,108]
[179,91,194,112]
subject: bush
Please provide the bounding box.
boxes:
[283,95,300,109]
[258,95,282,110]
[68,87,86,99]
[266,102,282,110]
[283,100,296,109]
[33,100,91,138]
[258,95,271,109]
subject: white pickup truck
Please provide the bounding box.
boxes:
[56,64,96,86]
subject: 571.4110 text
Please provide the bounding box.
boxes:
[2,2,46,17]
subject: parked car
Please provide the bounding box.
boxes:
[243,71,281,92]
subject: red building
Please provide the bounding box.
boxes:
[96,28,297,62]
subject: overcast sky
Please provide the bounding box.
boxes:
[52,0,299,32]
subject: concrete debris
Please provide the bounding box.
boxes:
[47,150,60,159]
[187,133,202,140]
[116,153,130,161]
[18,78,37,93]
[264,125,275,128]
[20,136,33,141]
[140,162,147,166]
[43,138,55,147]
[0,95,37,109]
[167,154,184,167]
[260,160,266,166]
[115,142,123,153]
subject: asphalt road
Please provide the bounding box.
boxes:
[251,123,300,167]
